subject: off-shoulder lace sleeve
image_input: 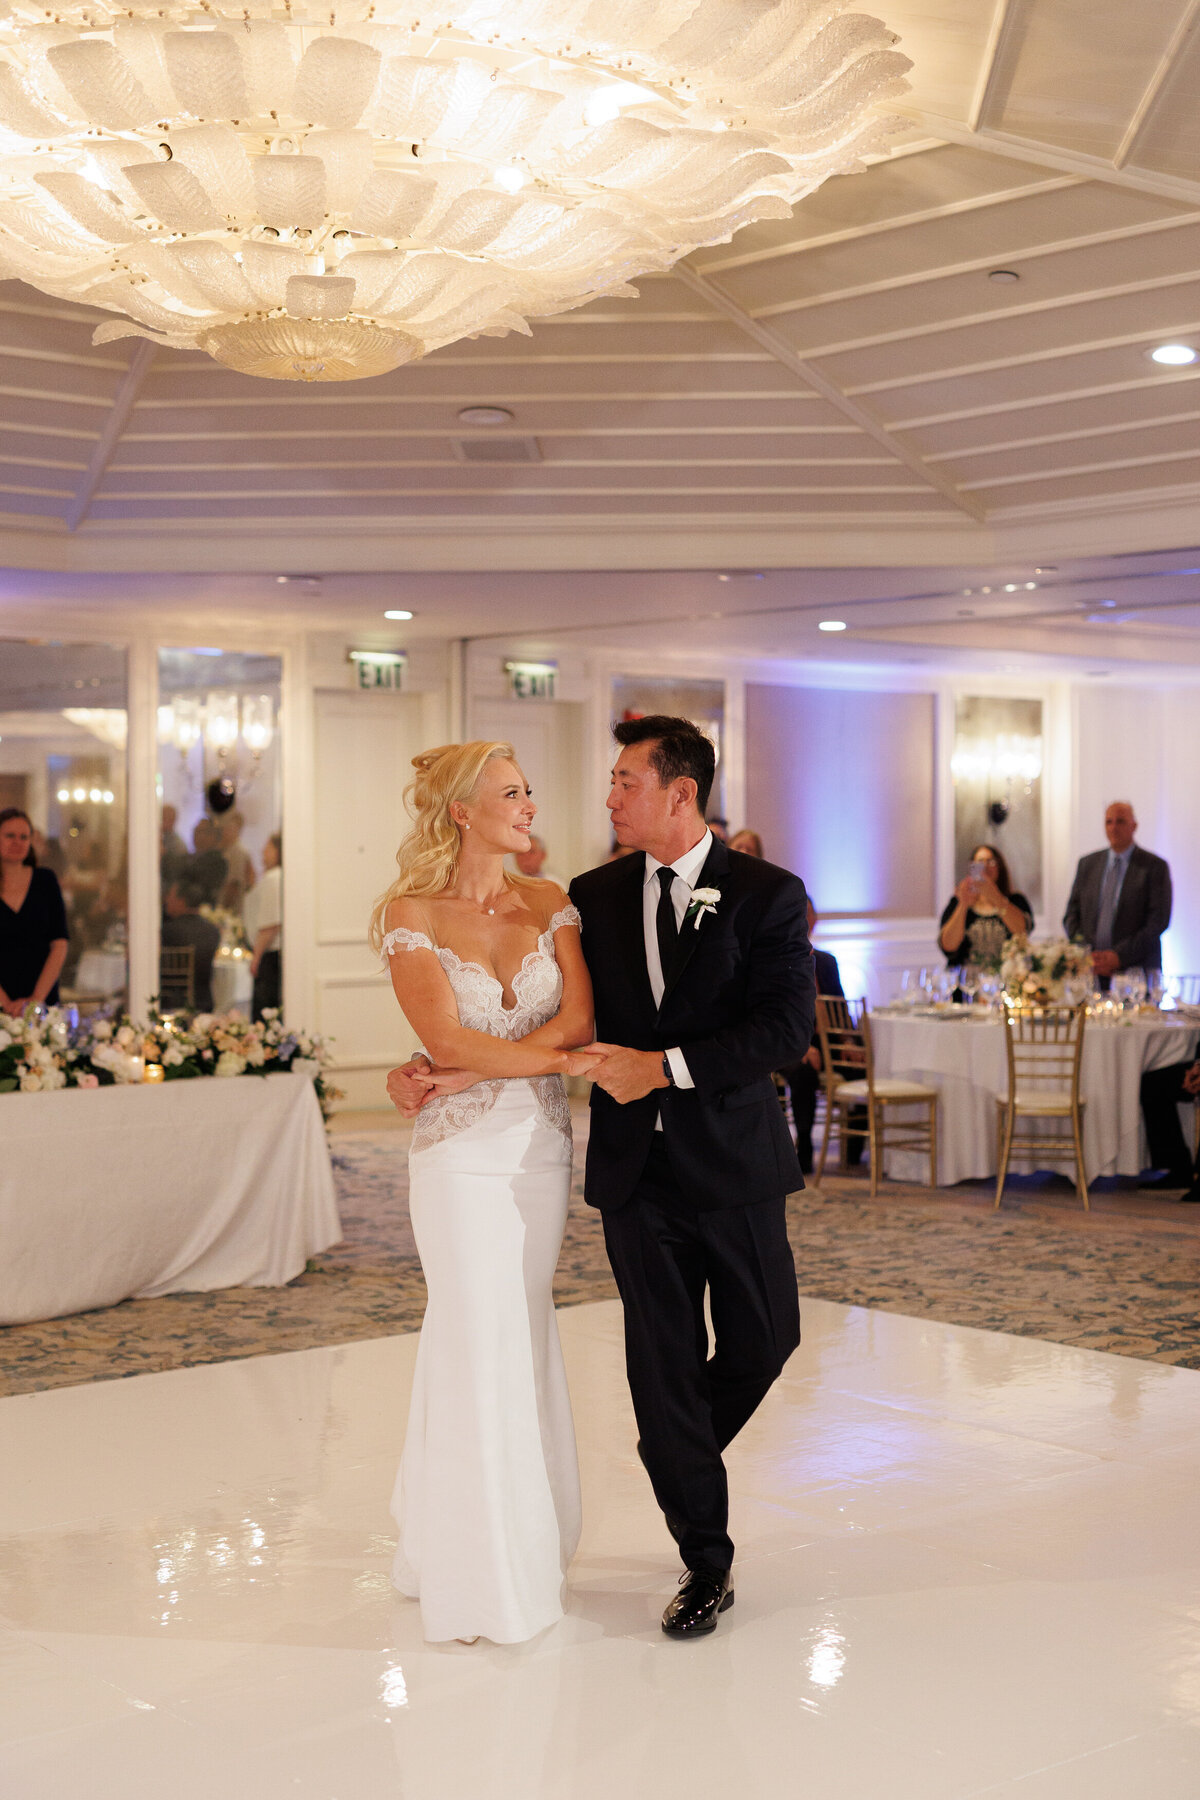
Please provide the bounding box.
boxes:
[545,902,582,937]
[380,924,436,969]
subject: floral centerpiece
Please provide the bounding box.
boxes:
[200,905,250,953]
[0,1011,70,1093]
[1000,934,1093,1007]
[0,1006,343,1121]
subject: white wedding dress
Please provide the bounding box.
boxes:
[381,906,582,1644]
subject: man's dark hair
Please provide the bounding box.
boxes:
[172,878,206,910]
[613,715,716,814]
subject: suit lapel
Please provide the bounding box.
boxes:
[658,836,730,1013]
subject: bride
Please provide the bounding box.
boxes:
[371,740,599,1645]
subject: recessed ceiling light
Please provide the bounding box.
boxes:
[1148,343,1198,366]
[457,405,515,426]
[818,619,847,632]
[988,269,1020,283]
[716,570,764,581]
[1034,566,1057,575]
[384,609,414,621]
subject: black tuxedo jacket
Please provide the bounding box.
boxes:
[1062,843,1172,971]
[569,839,814,1212]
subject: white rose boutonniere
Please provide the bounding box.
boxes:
[685,886,721,931]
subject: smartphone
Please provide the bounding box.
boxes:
[968,859,987,880]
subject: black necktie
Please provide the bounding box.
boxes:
[655,866,678,982]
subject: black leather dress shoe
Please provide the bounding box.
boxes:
[1179,1185,1200,1203]
[662,1567,734,1638]
[1145,1171,1192,1190]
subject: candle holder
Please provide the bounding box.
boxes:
[144,1064,165,1084]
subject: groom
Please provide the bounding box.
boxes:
[570,716,813,1638]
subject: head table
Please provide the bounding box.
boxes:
[869,1008,1200,1186]
[0,1071,341,1326]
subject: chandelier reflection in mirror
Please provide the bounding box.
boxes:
[0,0,909,381]
[158,690,274,787]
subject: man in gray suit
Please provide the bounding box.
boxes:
[1063,801,1172,979]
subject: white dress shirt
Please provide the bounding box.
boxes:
[643,829,712,1109]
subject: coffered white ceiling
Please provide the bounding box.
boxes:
[0,0,1198,575]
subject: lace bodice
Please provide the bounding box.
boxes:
[381,903,580,1153]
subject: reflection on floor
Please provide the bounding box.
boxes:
[3,1297,1200,1797]
[6,1105,1200,1397]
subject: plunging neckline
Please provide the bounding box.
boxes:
[435,929,555,1013]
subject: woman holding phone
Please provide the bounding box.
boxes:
[938,843,1033,970]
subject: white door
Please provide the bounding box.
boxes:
[313,687,429,1108]
[469,698,588,884]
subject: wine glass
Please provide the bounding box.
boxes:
[918,966,934,1005]
[960,965,981,1008]
[1126,967,1147,1007]
[1148,969,1165,1009]
[898,969,916,1008]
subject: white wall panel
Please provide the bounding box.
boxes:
[313,687,430,1105]
[1072,685,1200,978]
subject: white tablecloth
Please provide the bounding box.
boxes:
[870,1011,1200,1185]
[73,948,127,997]
[211,951,253,1015]
[0,1071,342,1325]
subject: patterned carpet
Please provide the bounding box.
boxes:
[3,1108,1200,1397]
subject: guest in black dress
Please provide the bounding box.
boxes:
[938,843,1033,970]
[0,808,69,1016]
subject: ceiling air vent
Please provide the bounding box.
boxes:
[454,436,541,463]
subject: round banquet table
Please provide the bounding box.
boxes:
[869,1008,1200,1185]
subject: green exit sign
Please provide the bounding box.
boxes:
[505,660,557,699]
[349,650,407,691]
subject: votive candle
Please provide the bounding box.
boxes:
[144,1063,165,1084]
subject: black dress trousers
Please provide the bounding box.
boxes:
[1140,1061,1200,1179]
[601,1136,801,1575]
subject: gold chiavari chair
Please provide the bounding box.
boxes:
[158,944,195,1012]
[995,1001,1088,1210]
[814,995,938,1197]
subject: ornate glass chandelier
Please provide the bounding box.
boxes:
[0,0,908,382]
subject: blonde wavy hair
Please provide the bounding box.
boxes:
[368,739,533,950]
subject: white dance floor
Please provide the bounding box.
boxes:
[2,1297,1200,1798]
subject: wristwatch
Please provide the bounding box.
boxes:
[661,1053,675,1086]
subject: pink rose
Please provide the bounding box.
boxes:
[76,1073,99,1088]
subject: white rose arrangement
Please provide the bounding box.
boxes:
[0,1004,343,1121]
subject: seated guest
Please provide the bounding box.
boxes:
[729,828,764,858]
[938,844,1033,969]
[187,817,228,907]
[1139,1057,1200,1197]
[161,878,220,1012]
[1063,801,1171,982]
[780,899,862,1174]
